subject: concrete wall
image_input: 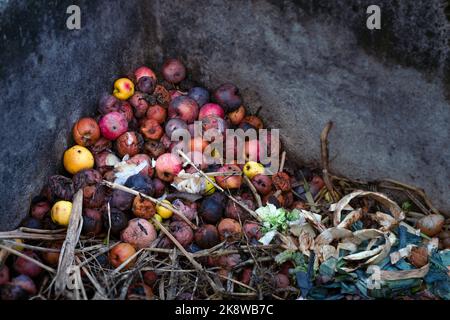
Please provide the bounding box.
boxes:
[0,0,448,230]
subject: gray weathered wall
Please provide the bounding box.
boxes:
[0,0,449,231]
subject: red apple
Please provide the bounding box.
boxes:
[127,154,154,177]
[146,104,167,124]
[108,243,137,269]
[198,103,225,120]
[155,153,183,182]
[99,111,128,140]
[162,58,186,83]
[215,164,242,189]
[134,66,157,82]
[72,117,101,147]
[165,118,188,138]
[168,96,199,124]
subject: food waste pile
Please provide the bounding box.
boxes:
[0,59,449,300]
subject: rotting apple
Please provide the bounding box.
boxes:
[30,201,51,220]
[155,153,183,182]
[72,117,101,147]
[198,103,225,120]
[132,194,156,219]
[108,243,137,269]
[218,218,242,241]
[140,118,164,140]
[162,58,186,83]
[129,92,149,118]
[115,131,143,158]
[146,104,167,124]
[82,208,103,236]
[103,208,128,236]
[169,221,194,248]
[113,78,134,100]
[121,218,157,249]
[98,93,120,115]
[213,83,242,113]
[194,224,220,249]
[168,96,199,124]
[225,196,254,221]
[13,251,43,278]
[188,86,209,107]
[125,173,154,195]
[99,111,128,141]
[251,174,272,195]
[215,164,242,189]
[164,118,188,139]
[153,84,171,107]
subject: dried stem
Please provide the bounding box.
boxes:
[320,121,338,202]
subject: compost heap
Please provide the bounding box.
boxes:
[0,59,449,300]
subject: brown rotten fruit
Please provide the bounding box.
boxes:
[217,218,242,242]
[194,224,220,249]
[272,172,291,192]
[44,175,75,202]
[153,85,171,107]
[129,92,149,118]
[72,168,102,191]
[169,221,194,248]
[225,196,254,221]
[251,174,272,195]
[103,208,128,236]
[132,194,156,219]
[41,242,62,267]
[121,218,157,249]
[140,118,164,140]
[115,131,143,158]
[144,140,166,159]
[73,117,101,147]
[82,208,103,236]
[243,222,262,240]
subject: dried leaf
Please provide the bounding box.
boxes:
[333,190,404,227]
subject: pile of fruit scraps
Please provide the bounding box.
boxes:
[0,58,449,300]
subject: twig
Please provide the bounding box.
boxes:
[177,150,261,222]
[54,189,84,296]
[0,244,56,273]
[151,217,223,294]
[243,175,263,208]
[102,180,197,230]
[320,121,338,202]
[279,151,286,173]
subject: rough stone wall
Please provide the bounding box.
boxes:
[0,0,449,230]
